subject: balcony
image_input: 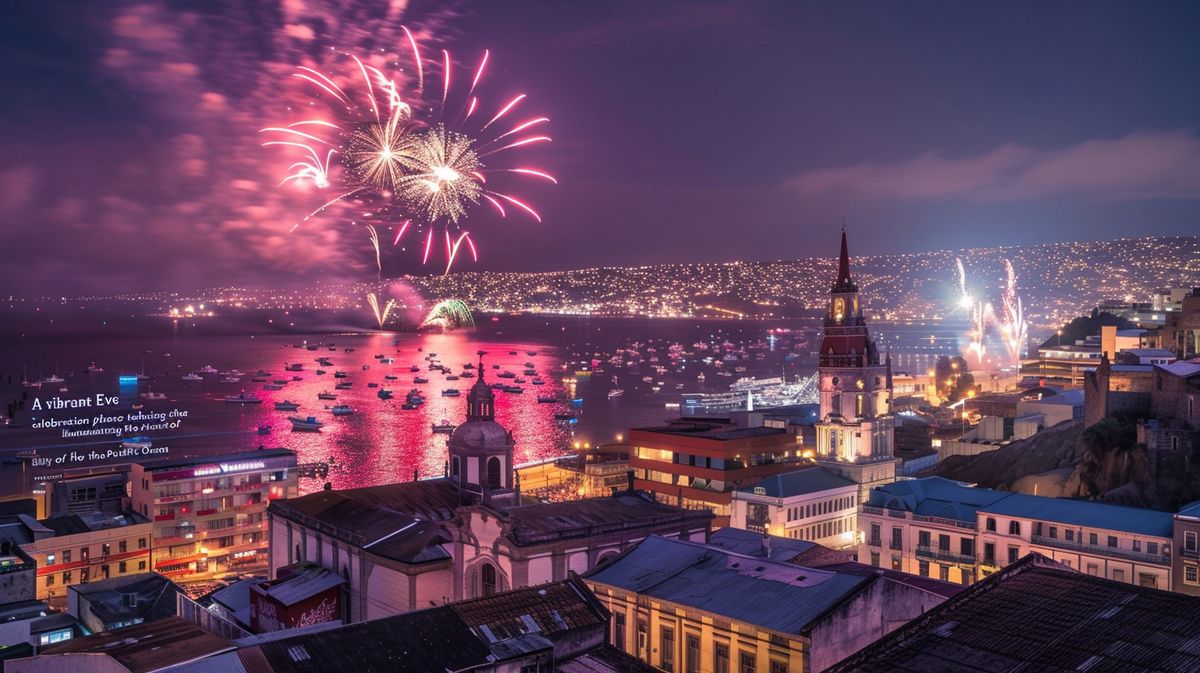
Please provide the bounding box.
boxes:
[861,505,884,516]
[911,514,977,531]
[1030,535,1169,566]
[915,546,976,565]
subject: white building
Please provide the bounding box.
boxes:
[730,467,859,549]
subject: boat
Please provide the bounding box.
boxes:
[527,351,537,356]
[285,363,303,371]
[262,383,284,391]
[432,421,456,433]
[460,371,475,378]
[446,375,459,381]
[198,365,217,374]
[316,357,333,366]
[21,379,41,389]
[442,389,461,397]
[696,373,706,382]
[292,375,303,381]
[608,389,624,398]
[224,392,263,404]
[537,395,558,403]
[514,378,526,384]
[524,362,535,369]
[316,370,327,375]
[385,374,399,381]
[140,391,168,400]
[374,354,384,359]
[377,389,394,399]
[274,400,300,411]
[58,386,68,393]
[497,371,516,379]
[410,365,421,372]
[502,385,524,394]
[330,405,354,416]
[273,379,289,385]
[251,377,267,383]
[414,376,429,384]
[509,351,518,355]
[182,372,203,381]
[288,416,324,431]
[317,392,337,400]
[463,362,475,369]
[42,374,64,384]
[380,357,395,364]
[335,382,352,390]
[257,425,272,435]
[333,371,348,378]
[368,382,379,388]
[220,376,241,383]
[401,402,418,410]
[532,379,545,385]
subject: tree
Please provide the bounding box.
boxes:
[935,355,976,403]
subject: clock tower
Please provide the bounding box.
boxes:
[814,228,898,502]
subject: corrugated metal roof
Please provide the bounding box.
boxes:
[978,493,1173,537]
[586,536,869,635]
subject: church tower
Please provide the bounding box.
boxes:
[448,353,515,494]
[814,228,898,502]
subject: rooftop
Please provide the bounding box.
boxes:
[69,572,183,627]
[254,565,344,607]
[585,536,869,636]
[36,616,232,673]
[978,492,1174,537]
[632,424,787,441]
[708,527,821,563]
[1159,360,1200,378]
[504,493,712,546]
[138,447,296,471]
[865,477,1014,524]
[825,555,1200,673]
[40,510,148,536]
[1021,388,1085,406]
[735,466,856,498]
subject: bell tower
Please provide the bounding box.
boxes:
[448,353,514,494]
[814,226,898,502]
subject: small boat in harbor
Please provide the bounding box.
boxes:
[330,405,354,416]
[316,370,327,375]
[377,389,394,400]
[121,436,153,450]
[263,383,284,391]
[413,376,428,384]
[292,375,303,381]
[410,365,421,372]
[224,392,263,404]
[335,382,352,390]
[432,421,456,433]
[442,389,461,397]
[285,363,303,371]
[503,385,524,394]
[537,395,558,403]
[317,391,337,400]
[274,400,300,411]
[182,372,203,381]
[220,376,241,383]
[608,389,624,398]
[198,365,217,374]
[368,382,379,388]
[334,371,348,378]
[380,357,395,364]
[532,379,545,385]
[288,416,323,431]
[140,391,167,400]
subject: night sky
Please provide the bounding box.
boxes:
[2,1,1198,294]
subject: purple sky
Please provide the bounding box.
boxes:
[2,1,1198,294]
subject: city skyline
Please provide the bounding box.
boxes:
[2,1,1199,294]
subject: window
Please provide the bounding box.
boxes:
[138,560,146,570]
[985,517,996,532]
[869,551,879,567]
[1108,536,1118,548]
[486,457,502,489]
[1185,565,1199,585]
[1132,540,1141,552]
[1187,531,1199,554]
[918,560,929,577]
[637,622,647,653]
[660,626,674,672]
[1089,532,1098,545]
[614,613,626,652]
[714,643,730,673]
[739,651,756,673]
[891,556,901,571]
[685,635,700,673]
[1008,521,1020,535]
[770,660,788,673]
[939,564,950,581]
[38,630,72,646]
[960,570,972,585]
[1007,546,1020,564]
[63,571,72,584]
[46,574,55,587]
[891,527,902,549]
[1113,569,1125,583]
[960,538,974,557]
[938,534,950,551]
[984,543,996,565]
[1065,529,1074,542]
[1086,563,1098,576]
[62,550,71,564]
[1147,541,1159,556]
[1049,526,1057,539]
[918,531,931,548]
[46,553,55,565]
[138,537,147,549]
[481,563,497,597]
[102,543,111,556]
[119,540,127,554]
[1138,573,1158,589]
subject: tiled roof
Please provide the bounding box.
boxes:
[448,576,607,643]
[825,555,1200,673]
[585,536,869,636]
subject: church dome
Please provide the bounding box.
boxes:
[449,419,513,450]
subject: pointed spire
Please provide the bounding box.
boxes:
[833,224,857,293]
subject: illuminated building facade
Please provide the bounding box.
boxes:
[814,230,898,501]
[130,449,297,583]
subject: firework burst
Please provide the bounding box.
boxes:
[260,31,554,274]
[366,292,398,329]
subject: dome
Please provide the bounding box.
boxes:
[449,419,512,451]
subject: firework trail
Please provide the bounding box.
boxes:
[366,224,382,278]
[261,30,555,274]
[955,258,973,310]
[366,292,398,329]
[953,259,1028,367]
[998,259,1028,363]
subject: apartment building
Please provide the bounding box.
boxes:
[130,449,297,582]
[729,467,860,549]
[21,511,153,601]
[859,477,1175,590]
[1172,500,1200,595]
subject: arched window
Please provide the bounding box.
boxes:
[486,457,502,490]
[481,563,497,597]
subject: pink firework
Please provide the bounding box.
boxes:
[260,29,555,274]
